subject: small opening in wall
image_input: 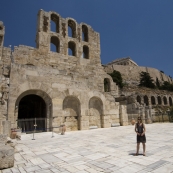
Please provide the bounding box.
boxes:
[51,14,59,33]
[50,36,60,53]
[82,45,89,59]
[82,25,88,42]
[68,41,76,56]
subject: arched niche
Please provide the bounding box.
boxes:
[169,97,173,106]
[63,96,81,131]
[136,95,141,105]
[151,96,156,105]
[104,78,111,92]
[158,96,162,105]
[163,96,167,105]
[144,95,149,106]
[89,97,103,128]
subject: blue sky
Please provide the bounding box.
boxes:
[0,0,173,77]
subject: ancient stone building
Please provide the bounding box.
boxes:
[0,10,173,136]
[0,10,120,134]
[105,57,173,86]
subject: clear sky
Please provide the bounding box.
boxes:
[0,0,173,77]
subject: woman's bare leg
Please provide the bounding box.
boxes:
[136,143,140,155]
[142,143,146,155]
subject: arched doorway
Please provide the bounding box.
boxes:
[15,90,52,133]
[89,97,103,128]
[63,96,81,131]
[18,95,46,132]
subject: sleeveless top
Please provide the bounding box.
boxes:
[136,123,143,133]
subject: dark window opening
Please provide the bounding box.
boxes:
[82,25,88,42]
[163,96,167,105]
[83,45,89,59]
[137,96,141,104]
[158,96,162,105]
[151,96,156,105]
[68,41,76,56]
[68,20,76,38]
[51,14,59,33]
[50,36,60,53]
[169,97,173,106]
[144,95,149,106]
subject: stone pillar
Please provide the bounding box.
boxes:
[80,115,89,130]
[102,115,111,128]
[2,120,11,136]
[119,105,128,126]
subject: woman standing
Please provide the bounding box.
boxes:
[134,117,146,156]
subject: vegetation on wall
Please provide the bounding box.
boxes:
[108,70,123,88]
[159,81,173,91]
[139,71,173,92]
[139,72,155,89]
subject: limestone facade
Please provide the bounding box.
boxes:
[0,10,120,134]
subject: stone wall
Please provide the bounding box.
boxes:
[0,10,120,134]
[0,22,11,135]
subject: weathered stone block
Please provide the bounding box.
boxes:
[0,145,14,169]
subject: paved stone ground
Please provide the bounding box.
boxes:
[1,123,173,173]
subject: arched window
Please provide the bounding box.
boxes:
[68,41,76,56]
[82,25,88,42]
[104,78,110,92]
[151,96,156,105]
[137,96,141,104]
[51,14,59,33]
[82,45,89,59]
[68,20,76,38]
[50,36,60,53]
[169,97,173,106]
[158,96,162,105]
[144,95,149,106]
[163,96,167,105]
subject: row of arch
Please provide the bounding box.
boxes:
[51,14,88,42]
[50,36,89,58]
[137,95,173,106]
[17,92,103,131]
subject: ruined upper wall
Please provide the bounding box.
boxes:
[11,10,101,68]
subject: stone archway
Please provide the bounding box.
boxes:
[169,97,173,106]
[144,95,149,106]
[15,90,52,132]
[137,95,141,105]
[89,97,103,128]
[63,96,81,131]
[151,96,156,105]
